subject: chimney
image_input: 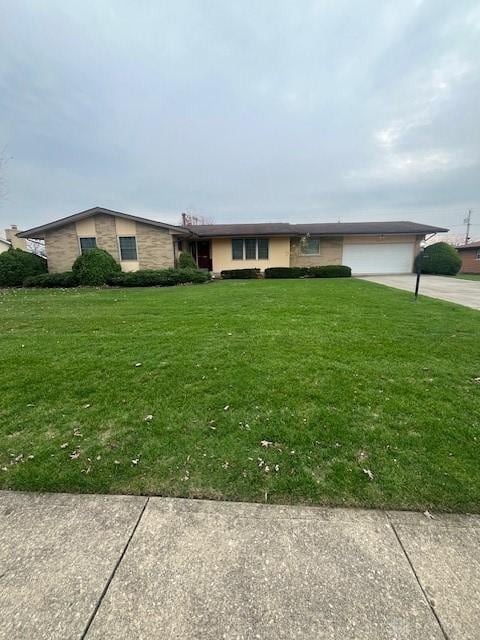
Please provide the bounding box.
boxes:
[5,225,27,251]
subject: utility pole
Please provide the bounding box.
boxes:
[464,209,472,244]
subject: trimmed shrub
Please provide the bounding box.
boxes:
[264,267,308,279]
[107,268,210,287]
[72,249,121,285]
[308,265,351,278]
[220,269,260,279]
[420,242,461,276]
[0,248,47,286]
[177,252,197,269]
[23,272,79,288]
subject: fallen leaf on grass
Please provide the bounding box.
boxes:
[135,362,142,368]
[363,468,374,481]
[60,442,69,449]
[69,450,80,460]
[144,414,153,421]
[261,440,273,448]
[83,403,91,409]
[131,458,139,465]
[222,461,230,469]
[114,460,121,465]
[73,428,82,437]
[423,510,435,520]
[223,405,230,411]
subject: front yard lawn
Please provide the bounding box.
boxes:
[1,279,479,511]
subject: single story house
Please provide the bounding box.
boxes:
[18,206,448,276]
[456,241,480,274]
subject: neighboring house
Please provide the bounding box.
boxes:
[0,225,29,253]
[457,242,480,274]
[17,206,448,276]
[0,237,11,254]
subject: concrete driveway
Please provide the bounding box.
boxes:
[360,274,480,310]
[1,492,480,639]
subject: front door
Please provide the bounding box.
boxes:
[196,240,212,270]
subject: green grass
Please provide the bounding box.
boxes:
[456,273,480,281]
[1,280,479,512]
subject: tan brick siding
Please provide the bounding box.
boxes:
[460,248,480,273]
[44,224,80,273]
[136,223,174,269]
[94,214,120,261]
[290,237,343,267]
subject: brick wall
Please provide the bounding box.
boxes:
[44,224,79,273]
[290,237,343,267]
[94,214,120,261]
[136,223,174,269]
[460,248,480,273]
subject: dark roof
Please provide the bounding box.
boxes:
[456,241,480,250]
[191,223,293,237]
[18,206,191,239]
[190,221,448,238]
[18,206,448,240]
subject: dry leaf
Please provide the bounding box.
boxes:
[135,362,142,367]
[83,403,91,409]
[144,414,153,421]
[423,510,434,520]
[363,468,374,480]
[69,450,80,460]
[131,458,139,465]
[261,440,273,448]
[223,405,230,411]
[60,442,68,449]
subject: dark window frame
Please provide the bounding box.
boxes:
[79,237,97,255]
[118,236,138,261]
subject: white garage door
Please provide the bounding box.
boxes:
[343,243,414,275]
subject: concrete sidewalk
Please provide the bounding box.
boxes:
[359,274,480,310]
[1,492,479,639]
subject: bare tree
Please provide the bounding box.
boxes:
[180,210,215,226]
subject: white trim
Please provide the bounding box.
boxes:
[299,237,321,256]
[231,237,269,261]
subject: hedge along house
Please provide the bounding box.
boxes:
[18,206,448,276]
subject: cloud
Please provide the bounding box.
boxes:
[0,0,479,235]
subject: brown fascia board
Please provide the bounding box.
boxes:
[17,206,192,239]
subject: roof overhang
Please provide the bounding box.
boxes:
[18,207,193,239]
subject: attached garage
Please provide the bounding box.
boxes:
[342,242,415,275]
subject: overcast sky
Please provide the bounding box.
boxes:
[0,0,479,236]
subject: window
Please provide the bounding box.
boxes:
[245,238,256,260]
[231,238,270,260]
[79,237,97,255]
[119,236,138,260]
[232,239,244,260]
[257,238,269,259]
[476,249,480,261]
[300,237,320,255]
